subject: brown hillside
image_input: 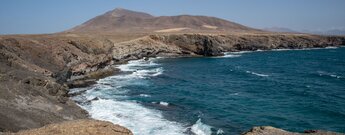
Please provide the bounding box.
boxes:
[68,8,261,33]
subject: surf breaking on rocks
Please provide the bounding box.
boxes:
[70,58,220,135]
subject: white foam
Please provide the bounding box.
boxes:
[325,46,338,49]
[273,46,338,51]
[216,129,225,135]
[231,51,252,54]
[139,94,151,97]
[318,71,342,79]
[272,48,293,51]
[191,119,213,135]
[159,101,169,106]
[230,92,239,96]
[221,54,241,58]
[97,68,162,83]
[114,58,163,80]
[215,52,244,58]
[246,71,269,77]
[84,99,186,135]
[117,58,160,72]
[219,46,340,58]
[330,74,339,78]
[72,57,193,135]
[132,67,163,78]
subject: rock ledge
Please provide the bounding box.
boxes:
[243,126,343,135]
[7,119,132,135]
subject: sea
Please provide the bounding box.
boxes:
[71,46,345,135]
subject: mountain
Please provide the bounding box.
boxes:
[264,27,345,36]
[67,8,261,33]
[302,29,345,36]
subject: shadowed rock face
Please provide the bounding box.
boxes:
[0,33,344,132]
[7,119,132,135]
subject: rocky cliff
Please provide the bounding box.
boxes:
[0,33,344,133]
[110,33,345,61]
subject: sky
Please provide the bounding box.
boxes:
[0,0,345,34]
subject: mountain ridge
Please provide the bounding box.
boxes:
[67,8,261,33]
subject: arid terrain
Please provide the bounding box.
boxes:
[1,8,344,135]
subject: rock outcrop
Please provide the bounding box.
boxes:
[6,119,132,135]
[243,126,343,135]
[111,33,345,60]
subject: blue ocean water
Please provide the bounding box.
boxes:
[71,47,345,135]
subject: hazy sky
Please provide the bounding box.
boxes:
[1,0,345,34]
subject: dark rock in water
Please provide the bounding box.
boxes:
[54,69,72,84]
[75,97,100,106]
[305,130,318,133]
[91,97,99,101]
[67,79,97,89]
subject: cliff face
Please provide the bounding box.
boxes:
[110,34,345,61]
[0,33,344,132]
[148,34,345,56]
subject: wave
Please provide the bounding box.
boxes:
[220,46,340,57]
[117,57,160,72]
[221,54,241,58]
[72,57,193,135]
[215,51,248,58]
[272,46,339,51]
[100,58,163,82]
[217,46,340,59]
[246,71,269,77]
[325,46,338,49]
[139,94,151,97]
[191,119,212,135]
[159,101,169,106]
[317,71,342,79]
[72,57,226,135]
[131,67,164,78]
[230,92,239,96]
[231,51,253,54]
[84,99,186,135]
[216,129,225,135]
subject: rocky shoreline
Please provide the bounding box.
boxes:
[1,33,344,134]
